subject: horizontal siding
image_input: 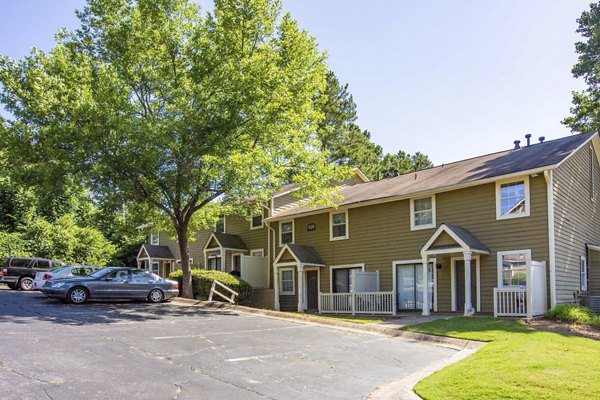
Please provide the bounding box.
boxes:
[554,139,600,303]
[279,174,549,313]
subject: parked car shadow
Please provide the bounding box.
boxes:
[0,287,242,326]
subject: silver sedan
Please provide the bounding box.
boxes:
[42,267,179,304]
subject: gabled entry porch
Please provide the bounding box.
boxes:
[420,224,490,316]
[273,244,325,312]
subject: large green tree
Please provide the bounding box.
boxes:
[563,2,600,133]
[0,0,346,298]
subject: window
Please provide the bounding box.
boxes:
[581,256,588,292]
[496,178,530,219]
[250,213,263,229]
[207,256,222,271]
[330,211,349,240]
[215,216,225,233]
[410,196,436,230]
[251,249,264,257]
[176,258,194,267]
[280,221,294,246]
[280,268,295,295]
[498,250,531,287]
[331,265,364,293]
[151,262,159,274]
[150,232,159,245]
[37,260,50,269]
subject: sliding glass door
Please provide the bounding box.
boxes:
[396,263,433,311]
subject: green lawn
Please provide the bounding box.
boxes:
[404,317,600,400]
[287,312,383,324]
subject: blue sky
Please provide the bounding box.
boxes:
[0,0,591,164]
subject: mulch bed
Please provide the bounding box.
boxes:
[526,319,600,341]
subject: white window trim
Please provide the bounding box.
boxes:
[279,267,295,295]
[329,263,365,293]
[329,210,349,241]
[497,249,531,288]
[496,177,530,220]
[279,220,295,247]
[150,232,160,245]
[250,213,264,230]
[581,255,588,292]
[214,216,226,233]
[410,195,436,231]
[250,249,264,257]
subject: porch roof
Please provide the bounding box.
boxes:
[138,244,175,260]
[209,232,248,251]
[274,243,325,267]
[422,224,490,255]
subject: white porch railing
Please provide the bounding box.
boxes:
[319,292,396,315]
[493,288,527,317]
[493,261,547,319]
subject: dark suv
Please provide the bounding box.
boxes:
[1,257,65,291]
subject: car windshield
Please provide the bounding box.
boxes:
[89,268,115,279]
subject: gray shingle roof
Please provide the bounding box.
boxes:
[443,224,490,253]
[142,244,175,259]
[284,244,325,266]
[212,233,248,250]
[269,133,595,219]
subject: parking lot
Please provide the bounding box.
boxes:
[0,287,457,399]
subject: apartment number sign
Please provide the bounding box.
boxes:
[307,223,316,231]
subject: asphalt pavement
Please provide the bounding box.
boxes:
[0,287,457,400]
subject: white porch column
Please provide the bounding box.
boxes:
[273,265,280,311]
[220,248,226,272]
[297,264,304,312]
[463,251,473,316]
[421,254,430,316]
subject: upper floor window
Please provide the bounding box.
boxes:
[250,213,263,230]
[215,216,225,233]
[150,232,159,245]
[410,196,436,230]
[497,250,530,287]
[330,210,349,240]
[496,178,530,220]
[280,221,294,246]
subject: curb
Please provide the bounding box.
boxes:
[171,298,483,351]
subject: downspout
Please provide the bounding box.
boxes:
[264,205,279,311]
[544,170,557,308]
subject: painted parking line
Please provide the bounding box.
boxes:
[152,324,310,340]
[225,353,296,362]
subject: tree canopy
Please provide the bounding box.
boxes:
[0,0,348,298]
[563,2,600,133]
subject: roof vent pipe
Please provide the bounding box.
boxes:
[514,140,521,150]
[525,134,532,147]
[539,136,545,143]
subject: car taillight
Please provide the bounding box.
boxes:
[2,268,7,276]
[43,274,52,280]
[173,282,179,290]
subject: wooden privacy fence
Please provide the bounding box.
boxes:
[208,279,239,304]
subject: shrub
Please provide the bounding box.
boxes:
[545,304,600,328]
[169,269,252,306]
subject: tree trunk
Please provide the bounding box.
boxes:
[176,224,193,299]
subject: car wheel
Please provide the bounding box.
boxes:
[68,287,88,304]
[19,277,34,291]
[7,283,18,290]
[148,289,164,303]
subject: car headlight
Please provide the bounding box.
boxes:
[52,282,65,288]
